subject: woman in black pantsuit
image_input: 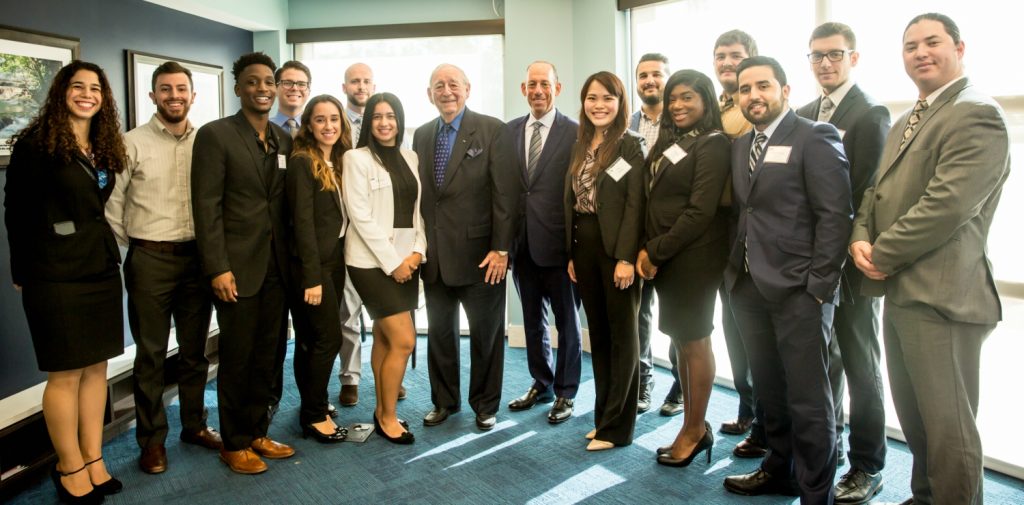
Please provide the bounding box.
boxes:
[564,72,646,451]
[636,70,731,467]
[286,95,352,443]
[4,61,127,503]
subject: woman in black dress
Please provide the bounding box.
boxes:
[4,61,127,503]
[286,94,352,443]
[564,72,646,451]
[342,93,424,444]
[636,70,731,467]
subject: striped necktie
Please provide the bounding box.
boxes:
[749,132,767,175]
[526,121,543,180]
[900,99,929,150]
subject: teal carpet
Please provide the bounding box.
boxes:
[10,337,1024,504]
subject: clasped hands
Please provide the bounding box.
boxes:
[849,241,887,281]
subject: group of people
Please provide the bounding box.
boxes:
[2,11,1007,505]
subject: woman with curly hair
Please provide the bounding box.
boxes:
[285,94,352,443]
[4,60,127,503]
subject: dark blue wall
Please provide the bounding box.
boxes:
[1,0,252,399]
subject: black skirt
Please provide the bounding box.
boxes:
[652,240,726,342]
[347,266,419,319]
[22,272,124,371]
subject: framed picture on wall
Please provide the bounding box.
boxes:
[0,25,80,167]
[126,50,223,130]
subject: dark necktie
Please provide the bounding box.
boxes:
[434,123,453,188]
[526,121,543,180]
[749,132,767,176]
[900,99,929,150]
[818,96,835,122]
[285,118,299,139]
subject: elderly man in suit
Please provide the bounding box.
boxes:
[505,61,582,424]
[796,22,891,503]
[850,13,1009,505]
[413,63,520,431]
[192,52,295,474]
[722,56,852,503]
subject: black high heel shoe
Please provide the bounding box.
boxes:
[84,457,122,495]
[374,413,415,445]
[51,464,104,504]
[657,426,714,467]
[657,421,712,456]
[301,422,348,443]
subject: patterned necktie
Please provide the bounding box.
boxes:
[526,121,543,180]
[434,123,453,188]
[285,118,299,139]
[351,117,362,145]
[818,96,835,123]
[900,99,929,150]
[749,132,767,176]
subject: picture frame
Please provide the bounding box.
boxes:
[126,50,223,131]
[0,25,80,168]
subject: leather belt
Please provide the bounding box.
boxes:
[130,238,198,256]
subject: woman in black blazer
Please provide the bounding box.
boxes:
[4,61,127,503]
[564,71,646,451]
[286,95,352,443]
[636,70,731,467]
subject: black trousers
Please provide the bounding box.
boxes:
[126,244,213,449]
[720,282,766,441]
[637,280,681,402]
[731,274,837,503]
[291,254,345,425]
[215,256,288,451]
[424,277,506,416]
[572,214,639,446]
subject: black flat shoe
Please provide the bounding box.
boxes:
[657,425,714,467]
[374,414,415,445]
[84,457,121,495]
[51,464,104,504]
[301,423,347,443]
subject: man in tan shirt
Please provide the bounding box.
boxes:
[106,62,222,475]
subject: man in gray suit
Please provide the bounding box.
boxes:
[850,13,1009,505]
[796,22,891,503]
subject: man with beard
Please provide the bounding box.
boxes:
[627,53,682,416]
[192,52,294,474]
[722,56,851,502]
[106,61,222,475]
[270,60,310,139]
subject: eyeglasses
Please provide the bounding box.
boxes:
[807,50,852,64]
[278,80,309,90]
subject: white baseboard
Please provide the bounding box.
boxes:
[507,324,591,353]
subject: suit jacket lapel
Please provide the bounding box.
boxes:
[879,78,969,181]
[734,131,754,202]
[650,134,698,190]
[231,112,269,191]
[442,110,474,192]
[749,110,796,189]
[529,112,566,186]
[829,84,861,126]
[514,116,528,186]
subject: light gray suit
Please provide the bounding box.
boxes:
[851,77,1009,505]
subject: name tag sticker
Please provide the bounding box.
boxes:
[605,157,632,182]
[278,154,287,170]
[370,176,392,190]
[663,144,687,164]
[764,146,792,164]
[837,129,846,139]
[53,221,76,236]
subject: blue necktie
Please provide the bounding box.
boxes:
[434,123,452,188]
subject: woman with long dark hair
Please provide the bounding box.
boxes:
[286,94,353,443]
[343,92,424,444]
[638,70,731,467]
[4,60,127,503]
[564,71,646,451]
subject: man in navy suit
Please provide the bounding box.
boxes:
[506,61,582,424]
[722,56,852,503]
[796,22,891,503]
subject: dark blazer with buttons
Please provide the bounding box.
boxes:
[285,154,345,290]
[643,131,731,266]
[4,135,121,285]
[563,131,647,261]
[508,110,578,267]
[191,111,292,297]
[413,107,520,287]
[724,110,852,302]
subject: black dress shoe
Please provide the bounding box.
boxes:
[507,388,554,411]
[719,417,753,435]
[659,400,683,417]
[423,406,458,426]
[723,468,799,496]
[657,428,714,467]
[732,436,768,458]
[301,423,348,443]
[475,413,496,431]
[547,398,574,424]
[834,468,883,504]
[637,382,653,413]
[51,464,104,504]
[84,457,121,495]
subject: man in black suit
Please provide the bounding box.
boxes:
[505,61,582,424]
[413,63,520,431]
[192,52,295,474]
[795,22,891,504]
[722,56,851,503]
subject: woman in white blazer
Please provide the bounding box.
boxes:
[342,92,425,445]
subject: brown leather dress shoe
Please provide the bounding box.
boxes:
[339,385,359,406]
[219,448,268,474]
[720,417,754,435]
[180,427,224,450]
[139,445,168,474]
[733,436,768,458]
[250,437,295,459]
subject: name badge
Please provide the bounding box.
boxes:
[837,129,846,140]
[53,221,76,236]
[370,176,392,190]
[763,146,792,164]
[278,154,287,170]
[663,144,687,164]
[605,157,632,182]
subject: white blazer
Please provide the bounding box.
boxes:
[342,146,427,274]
